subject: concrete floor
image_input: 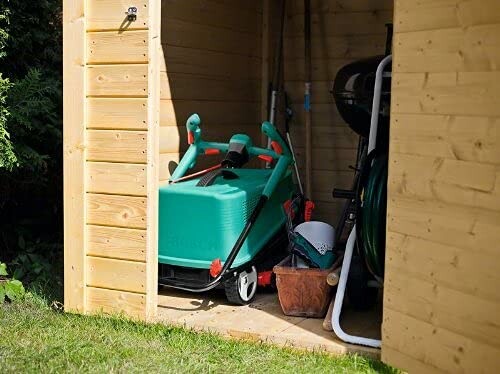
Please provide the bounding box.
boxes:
[157,288,381,358]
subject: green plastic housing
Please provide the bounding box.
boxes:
[158,168,294,269]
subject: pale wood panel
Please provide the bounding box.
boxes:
[382,309,500,373]
[290,125,359,149]
[87,193,147,229]
[295,147,357,171]
[162,19,261,57]
[386,232,500,304]
[392,72,500,116]
[390,153,500,211]
[395,0,500,33]
[87,162,147,195]
[87,257,146,293]
[87,130,147,163]
[159,45,261,79]
[381,347,442,374]
[387,197,500,258]
[160,72,260,102]
[159,152,181,182]
[88,30,148,64]
[285,58,353,81]
[391,114,500,165]
[394,24,500,73]
[385,269,500,348]
[87,225,146,262]
[63,0,86,313]
[87,0,149,30]
[285,10,393,37]
[87,287,146,319]
[161,0,260,34]
[87,65,148,97]
[145,0,160,320]
[87,98,148,130]
[160,100,261,127]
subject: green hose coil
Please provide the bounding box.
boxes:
[360,155,388,279]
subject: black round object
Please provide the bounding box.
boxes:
[346,255,378,311]
[332,56,391,148]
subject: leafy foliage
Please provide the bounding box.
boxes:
[0,0,63,290]
[0,262,26,303]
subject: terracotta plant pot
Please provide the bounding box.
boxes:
[273,255,340,318]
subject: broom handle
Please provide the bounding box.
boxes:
[304,0,313,199]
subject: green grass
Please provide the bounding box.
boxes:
[0,293,397,373]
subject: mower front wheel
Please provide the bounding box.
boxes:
[224,267,258,305]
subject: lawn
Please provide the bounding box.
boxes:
[0,293,397,373]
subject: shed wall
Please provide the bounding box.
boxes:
[383,0,500,372]
[64,0,160,320]
[158,0,264,182]
[283,0,393,225]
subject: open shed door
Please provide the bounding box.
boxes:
[383,1,500,372]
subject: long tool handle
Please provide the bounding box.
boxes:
[304,0,313,199]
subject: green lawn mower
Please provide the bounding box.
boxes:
[158,114,296,305]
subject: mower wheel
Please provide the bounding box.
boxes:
[224,266,258,305]
[346,256,378,310]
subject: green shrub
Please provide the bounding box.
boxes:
[0,262,26,303]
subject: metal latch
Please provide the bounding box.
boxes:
[126,7,138,22]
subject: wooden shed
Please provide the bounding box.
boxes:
[63,0,500,372]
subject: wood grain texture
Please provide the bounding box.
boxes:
[87,130,147,163]
[87,64,148,97]
[87,256,146,293]
[87,30,148,64]
[87,287,146,319]
[87,193,147,229]
[87,162,147,196]
[87,98,148,130]
[87,225,146,262]
[63,0,86,313]
[87,0,149,30]
[384,1,500,370]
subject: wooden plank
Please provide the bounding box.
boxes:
[63,0,86,313]
[381,346,445,374]
[285,80,345,104]
[395,0,500,33]
[386,232,500,303]
[159,45,261,80]
[87,287,146,319]
[145,0,161,320]
[284,34,387,60]
[87,162,147,196]
[387,197,500,256]
[161,19,261,57]
[294,147,357,171]
[392,71,500,116]
[87,98,148,130]
[160,100,261,128]
[384,269,500,348]
[87,130,147,163]
[207,0,262,13]
[390,114,500,165]
[162,0,260,34]
[287,0,394,15]
[87,193,147,229]
[160,72,260,102]
[87,0,149,30]
[382,309,500,373]
[285,58,353,82]
[87,256,146,293]
[389,153,500,211]
[290,125,359,149]
[87,64,148,97]
[393,25,500,73]
[285,10,393,37]
[87,225,146,262]
[87,30,148,64]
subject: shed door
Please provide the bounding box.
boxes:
[382,0,500,372]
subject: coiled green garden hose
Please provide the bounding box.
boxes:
[359,154,388,280]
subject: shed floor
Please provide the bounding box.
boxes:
[157,288,381,358]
